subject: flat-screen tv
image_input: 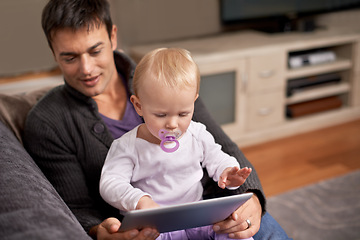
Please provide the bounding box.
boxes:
[221,0,360,33]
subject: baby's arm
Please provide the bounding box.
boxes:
[136,195,161,210]
[218,167,252,189]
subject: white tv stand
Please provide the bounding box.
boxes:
[130,28,360,147]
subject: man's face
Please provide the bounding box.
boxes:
[51,24,117,97]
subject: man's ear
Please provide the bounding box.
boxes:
[130,95,143,116]
[110,25,118,50]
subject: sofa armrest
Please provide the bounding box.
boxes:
[0,121,90,239]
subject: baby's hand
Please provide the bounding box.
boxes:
[218,166,252,189]
[136,195,160,210]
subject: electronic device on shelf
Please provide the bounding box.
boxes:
[287,72,342,96]
[288,50,336,68]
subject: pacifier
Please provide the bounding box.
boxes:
[158,129,182,153]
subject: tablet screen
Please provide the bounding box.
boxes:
[119,192,253,233]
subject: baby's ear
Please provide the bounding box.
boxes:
[130,95,143,116]
[195,93,199,101]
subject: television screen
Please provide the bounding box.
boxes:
[221,0,360,32]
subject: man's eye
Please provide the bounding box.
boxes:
[64,57,75,63]
[91,49,102,56]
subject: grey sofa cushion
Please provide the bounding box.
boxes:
[0,87,51,144]
[0,121,90,239]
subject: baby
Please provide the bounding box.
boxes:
[100,48,253,240]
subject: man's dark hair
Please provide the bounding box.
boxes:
[42,0,113,50]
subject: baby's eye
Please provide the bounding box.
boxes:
[155,113,166,118]
[179,112,190,117]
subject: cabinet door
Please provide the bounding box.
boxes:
[246,91,285,131]
[198,60,246,139]
[247,51,286,93]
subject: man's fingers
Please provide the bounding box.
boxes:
[101,217,121,233]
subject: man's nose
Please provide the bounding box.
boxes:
[79,54,92,76]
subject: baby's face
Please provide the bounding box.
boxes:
[135,81,198,142]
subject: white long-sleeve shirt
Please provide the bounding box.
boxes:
[100,121,240,212]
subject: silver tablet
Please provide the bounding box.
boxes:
[119,192,253,233]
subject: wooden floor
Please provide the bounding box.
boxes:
[241,118,360,197]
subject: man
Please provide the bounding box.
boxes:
[24,0,290,239]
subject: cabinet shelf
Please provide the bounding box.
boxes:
[286,82,350,104]
[286,59,352,79]
[130,29,360,146]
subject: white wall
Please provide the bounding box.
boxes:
[1,0,359,77]
[0,0,220,77]
[0,0,55,77]
[111,0,221,51]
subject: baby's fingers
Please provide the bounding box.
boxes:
[238,167,252,178]
[218,177,227,189]
[230,166,240,175]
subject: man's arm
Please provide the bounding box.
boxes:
[23,107,106,232]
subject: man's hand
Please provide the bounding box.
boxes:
[218,167,252,189]
[212,194,261,239]
[90,217,159,240]
[89,196,160,239]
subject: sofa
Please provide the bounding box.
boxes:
[0,88,91,239]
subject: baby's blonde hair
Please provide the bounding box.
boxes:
[133,48,200,96]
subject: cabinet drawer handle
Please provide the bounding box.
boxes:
[258,107,273,116]
[258,70,276,78]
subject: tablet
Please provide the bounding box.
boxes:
[119,192,253,233]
